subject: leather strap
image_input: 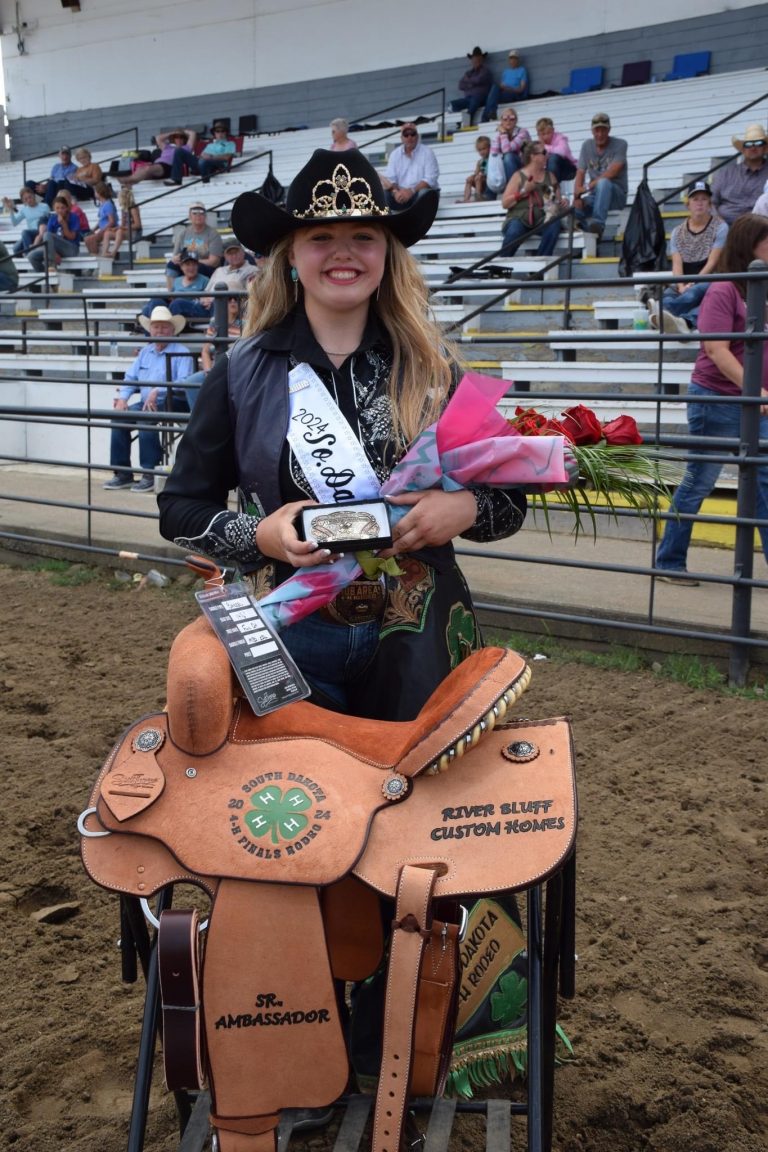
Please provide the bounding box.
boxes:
[158,908,205,1091]
[373,865,439,1152]
[210,1113,279,1152]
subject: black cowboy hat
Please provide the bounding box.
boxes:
[231,149,438,254]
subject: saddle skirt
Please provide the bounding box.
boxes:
[80,620,577,1152]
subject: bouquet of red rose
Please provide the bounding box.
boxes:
[509,403,673,537]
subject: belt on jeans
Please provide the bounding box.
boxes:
[317,577,386,626]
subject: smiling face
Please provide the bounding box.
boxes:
[290,221,387,321]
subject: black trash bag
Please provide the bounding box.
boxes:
[619,179,667,278]
[258,167,286,206]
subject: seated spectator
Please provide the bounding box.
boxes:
[484,49,529,120]
[117,128,198,187]
[84,183,119,254]
[450,47,493,126]
[461,136,495,202]
[165,201,223,288]
[491,108,531,182]
[198,122,237,183]
[3,187,49,255]
[55,188,92,239]
[536,117,577,184]
[201,238,257,298]
[712,123,768,225]
[0,239,20,292]
[104,187,143,257]
[34,146,78,207]
[28,194,82,271]
[380,124,440,210]
[330,118,357,151]
[182,292,243,410]
[103,306,194,492]
[647,181,727,335]
[143,251,212,321]
[573,112,628,238]
[500,141,567,257]
[68,148,104,201]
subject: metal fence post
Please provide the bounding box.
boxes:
[728,260,768,686]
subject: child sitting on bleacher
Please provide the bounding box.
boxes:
[461,136,495,202]
[84,183,118,255]
[102,187,143,258]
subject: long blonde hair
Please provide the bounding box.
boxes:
[243,230,459,443]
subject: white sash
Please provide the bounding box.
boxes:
[287,363,380,503]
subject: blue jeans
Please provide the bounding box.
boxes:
[183,370,205,411]
[575,179,627,228]
[109,395,189,478]
[656,382,768,572]
[450,93,490,123]
[169,148,200,183]
[501,215,561,257]
[546,154,577,183]
[199,158,230,179]
[28,233,79,271]
[661,282,709,331]
[483,85,526,120]
[0,271,17,292]
[502,151,522,182]
[280,611,380,712]
[13,228,39,255]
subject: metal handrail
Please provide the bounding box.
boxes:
[350,88,448,144]
[22,127,140,185]
[644,85,768,188]
[138,149,274,241]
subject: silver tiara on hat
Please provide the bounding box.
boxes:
[293,163,390,220]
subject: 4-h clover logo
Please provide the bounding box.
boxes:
[245,785,312,845]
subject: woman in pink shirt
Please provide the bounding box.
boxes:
[491,108,530,182]
[656,213,768,583]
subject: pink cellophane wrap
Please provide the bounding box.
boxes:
[258,372,567,631]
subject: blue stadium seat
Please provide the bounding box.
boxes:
[664,51,711,81]
[561,66,604,95]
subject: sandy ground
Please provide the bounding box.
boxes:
[1,562,766,1152]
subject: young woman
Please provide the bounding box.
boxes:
[3,186,49,255]
[648,180,728,334]
[103,187,143,257]
[656,213,768,584]
[500,140,567,257]
[84,182,118,254]
[158,149,527,720]
[491,107,530,182]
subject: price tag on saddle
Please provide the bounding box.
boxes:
[195,581,310,715]
[295,498,392,551]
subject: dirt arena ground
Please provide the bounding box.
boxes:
[1,562,766,1151]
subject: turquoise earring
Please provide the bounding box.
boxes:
[290,265,299,301]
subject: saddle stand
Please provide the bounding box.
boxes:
[80,618,577,1152]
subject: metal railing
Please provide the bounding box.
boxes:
[22,127,141,186]
[350,88,449,146]
[0,270,766,683]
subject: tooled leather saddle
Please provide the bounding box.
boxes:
[80,616,577,1152]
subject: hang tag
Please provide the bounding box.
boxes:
[196,581,310,715]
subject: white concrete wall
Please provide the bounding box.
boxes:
[0,0,758,120]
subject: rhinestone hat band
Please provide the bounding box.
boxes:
[293,163,390,220]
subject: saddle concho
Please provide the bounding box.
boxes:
[79,629,577,1152]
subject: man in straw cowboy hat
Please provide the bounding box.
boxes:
[103,306,194,492]
[711,123,768,224]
